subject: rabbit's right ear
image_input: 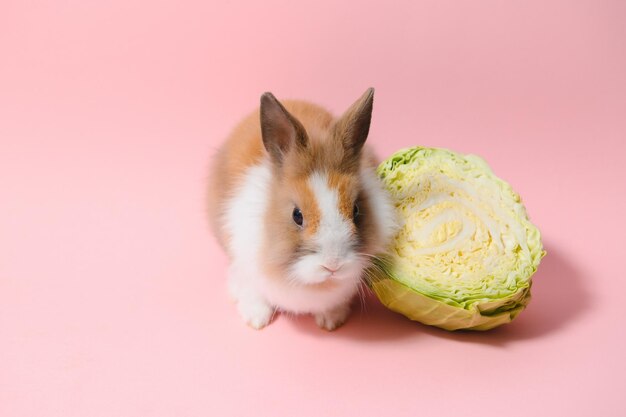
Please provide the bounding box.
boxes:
[260,93,307,165]
[333,88,374,163]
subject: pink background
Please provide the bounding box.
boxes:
[1,1,625,416]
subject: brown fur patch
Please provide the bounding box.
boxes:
[287,176,321,238]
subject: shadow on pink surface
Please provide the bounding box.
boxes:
[420,244,591,346]
[288,243,590,345]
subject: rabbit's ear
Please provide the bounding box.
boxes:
[260,92,308,165]
[333,88,374,161]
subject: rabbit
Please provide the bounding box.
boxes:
[207,88,396,330]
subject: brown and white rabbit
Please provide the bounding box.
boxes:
[208,88,396,330]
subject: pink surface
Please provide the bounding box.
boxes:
[1,1,625,416]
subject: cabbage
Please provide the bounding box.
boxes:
[371,147,545,331]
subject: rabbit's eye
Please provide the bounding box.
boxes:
[353,204,359,220]
[292,207,303,226]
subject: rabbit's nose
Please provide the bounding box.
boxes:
[322,261,343,273]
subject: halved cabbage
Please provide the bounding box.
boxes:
[371,147,545,331]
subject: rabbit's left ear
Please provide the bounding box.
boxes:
[260,92,308,166]
[333,88,374,161]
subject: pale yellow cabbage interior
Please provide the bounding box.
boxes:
[378,147,542,309]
